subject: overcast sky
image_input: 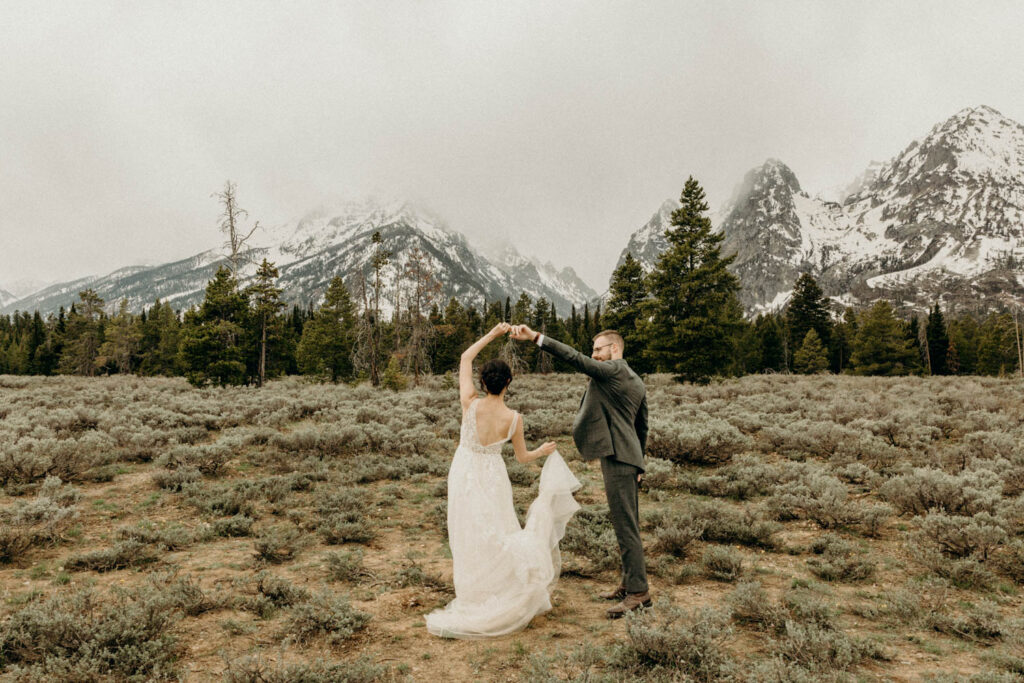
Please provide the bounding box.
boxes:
[2,1,1024,293]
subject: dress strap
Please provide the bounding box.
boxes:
[505,412,519,440]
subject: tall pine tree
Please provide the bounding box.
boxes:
[925,303,949,375]
[602,252,651,373]
[785,273,832,370]
[247,259,286,387]
[848,301,918,376]
[297,276,358,382]
[179,267,250,386]
[642,177,742,383]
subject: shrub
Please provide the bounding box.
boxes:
[182,481,257,517]
[766,472,885,531]
[212,514,255,538]
[156,441,232,477]
[66,540,159,572]
[283,592,371,645]
[684,500,780,549]
[325,549,371,583]
[153,573,225,616]
[688,455,787,500]
[909,545,998,590]
[0,476,80,563]
[117,522,195,551]
[315,487,376,545]
[624,602,735,682]
[879,468,1001,516]
[253,525,309,564]
[653,510,706,558]
[702,545,745,582]
[994,539,1024,583]
[916,511,1008,560]
[806,534,877,583]
[646,415,751,465]
[394,558,449,590]
[0,586,181,679]
[223,654,386,683]
[639,457,683,491]
[928,599,1005,642]
[254,571,311,607]
[561,505,620,574]
[772,621,885,672]
[726,580,786,630]
[152,465,203,491]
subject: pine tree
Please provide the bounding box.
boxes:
[100,298,141,374]
[830,308,857,373]
[58,289,106,376]
[381,355,408,391]
[848,301,919,376]
[751,314,784,373]
[178,267,250,386]
[925,303,950,375]
[510,292,536,370]
[602,252,651,373]
[785,273,832,369]
[948,314,980,375]
[793,329,829,374]
[642,177,742,383]
[247,259,286,387]
[297,276,358,382]
[977,311,1018,376]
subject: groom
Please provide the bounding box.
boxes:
[511,325,650,618]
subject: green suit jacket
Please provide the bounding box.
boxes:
[539,335,648,471]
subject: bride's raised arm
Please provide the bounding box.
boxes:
[459,322,510,410]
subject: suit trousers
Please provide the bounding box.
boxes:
[600,455,648,594]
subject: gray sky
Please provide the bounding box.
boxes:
[3,1,1024,293]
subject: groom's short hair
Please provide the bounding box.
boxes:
[594,329,624,352]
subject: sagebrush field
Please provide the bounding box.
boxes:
[1,372,1023,682]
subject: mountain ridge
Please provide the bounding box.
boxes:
[617,105,1024,314]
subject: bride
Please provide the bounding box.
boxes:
[425,322,582,639]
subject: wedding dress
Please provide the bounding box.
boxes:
[425,399,582,639]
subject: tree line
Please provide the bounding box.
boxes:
[2,177,1021,385]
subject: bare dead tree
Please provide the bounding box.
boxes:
[403,247,442,384]
[213,181,260,281]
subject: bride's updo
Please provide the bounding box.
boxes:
[479,359,512,395]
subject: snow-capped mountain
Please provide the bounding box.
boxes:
[4,199,597,317]
[617,105,1024,314]
[0,288,17,309]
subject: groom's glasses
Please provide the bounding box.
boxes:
[592,343,613,353]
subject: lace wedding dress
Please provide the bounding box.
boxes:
[425,399,582,639]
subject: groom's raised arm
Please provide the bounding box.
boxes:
[533,332,617,381]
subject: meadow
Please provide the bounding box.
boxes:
[0,371,1022,682]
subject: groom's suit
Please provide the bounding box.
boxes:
[536,335,649,594]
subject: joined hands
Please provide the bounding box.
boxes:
[509,324,538,342]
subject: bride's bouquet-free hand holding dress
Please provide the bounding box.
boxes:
[425,399,582,639]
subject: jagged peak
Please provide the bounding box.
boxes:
[873,104,1024,185]
[724,159,802,208]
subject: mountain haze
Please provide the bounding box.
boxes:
[2,200,597,317]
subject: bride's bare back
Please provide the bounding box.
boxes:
[470,398,517,447]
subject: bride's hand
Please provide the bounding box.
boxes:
[488,322,511,338]
[537,442,557,457]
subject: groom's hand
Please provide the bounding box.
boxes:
[510,324,538,342]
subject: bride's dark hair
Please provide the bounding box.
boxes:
[479,359,512,395]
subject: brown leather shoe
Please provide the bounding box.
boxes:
[606,591,652,619]
[599,585,627,601]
